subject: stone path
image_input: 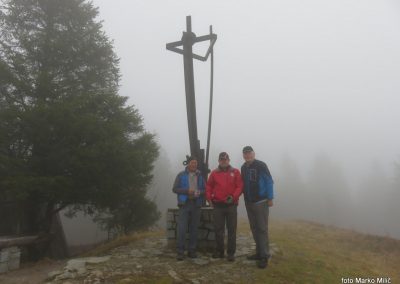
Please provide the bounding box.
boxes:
[46,233,280,283]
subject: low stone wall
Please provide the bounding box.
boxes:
[0,246,21,273]
[166,207,215,250]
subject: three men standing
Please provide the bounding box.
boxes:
[172,147,274,269]
[206,152,243,261]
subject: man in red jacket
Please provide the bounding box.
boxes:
[206,152,243,261]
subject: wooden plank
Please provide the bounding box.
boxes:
[0,236,38,249]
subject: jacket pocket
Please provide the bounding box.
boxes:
[178,194,187,203]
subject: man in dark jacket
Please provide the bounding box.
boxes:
[172,156,206,260]
[241,146,274,269]
[206,152,243,261]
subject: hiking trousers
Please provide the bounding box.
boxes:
[213,203,238,256]
[177,200,201,253]
[245,200,270,259]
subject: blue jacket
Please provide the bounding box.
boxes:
[241,159,274,203]
[172,168,206,207]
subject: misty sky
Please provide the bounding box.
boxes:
[92,0,400,180]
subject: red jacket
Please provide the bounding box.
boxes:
[206,166,243,205]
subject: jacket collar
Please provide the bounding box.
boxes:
[244,159,257,167]
[185,167,201,175]
[216,165,232,172]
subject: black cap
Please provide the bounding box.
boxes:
[183,155,198,166]
[187,156,197,162]
[218,152,230,160]
[242,146,254,153]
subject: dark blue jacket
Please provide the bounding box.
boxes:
[172,168,206,207]
[241,159,274,203]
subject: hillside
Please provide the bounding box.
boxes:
[0,219,399,283]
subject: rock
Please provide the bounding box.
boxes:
[168,269,182,282]
[54,270,76,281]
[47,270,63,280]
[130,249,145,258]
[43,228,280,283]
[84,256,111,264]
[114,254,129,259]
[158,238,168,246]
[118,278,134,283]
[236,247,251,257]
[240,259,255,265]
[91,270,103,278]
[52,256,111,281]
[65,259,86,275]
[222,279,236,283]
[150,249,163,256]
[192,258,209,266]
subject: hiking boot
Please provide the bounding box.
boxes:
[176,253,184,261]
[227,254,235,262]
[246,253,261,260]
[212,251,224,258]
[257,258,268,269]
[188,251,197,258]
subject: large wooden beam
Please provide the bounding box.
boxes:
[0,235,38,249]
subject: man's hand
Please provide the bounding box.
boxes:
[188,188,195,196]
[267,199,273,207]
[226,195,233,204]
[207,200,214,207]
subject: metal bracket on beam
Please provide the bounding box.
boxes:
[166,33,217,62]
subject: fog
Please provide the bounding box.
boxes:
[92,0,400,238]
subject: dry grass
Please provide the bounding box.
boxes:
[252,219,400,283]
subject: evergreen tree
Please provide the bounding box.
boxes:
[0,0,159,243]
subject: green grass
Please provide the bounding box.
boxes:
[253,220,400,284]
[115,275,173,284]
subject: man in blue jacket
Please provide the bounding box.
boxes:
[241,146,274,269]
[172,156,206,261]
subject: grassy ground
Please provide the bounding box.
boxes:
[88,219,400,284]
[87,219,400,284]
[254,219,400,283]
[2,219,398,284]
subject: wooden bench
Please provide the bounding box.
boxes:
[0,235,39,249]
